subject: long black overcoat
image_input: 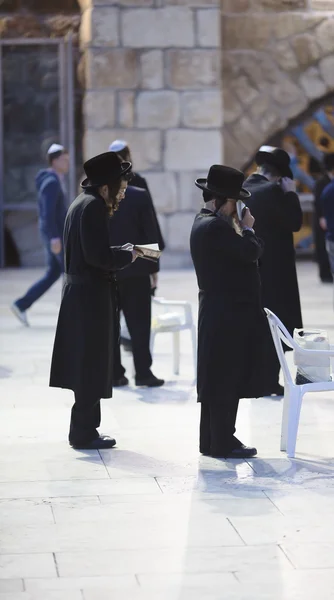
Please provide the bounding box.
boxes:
[190,209,268,404]
[49,191,132,398]
[244,174,303,335]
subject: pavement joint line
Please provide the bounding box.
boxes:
[263,490,285,516]
[277,543,297,569]
[52,552,60,577]
[226,517,247,546]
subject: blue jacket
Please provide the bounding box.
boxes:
[321,179,334,242]
[36,169,67,240]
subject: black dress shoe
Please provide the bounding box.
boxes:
[113,376,129,387]
[135,374,165,387]
[70,435,117,450]
[321,276,333,283]
[271,384,284,397]
[210,445,257,459]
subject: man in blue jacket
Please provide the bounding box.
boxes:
[11,144,69,326]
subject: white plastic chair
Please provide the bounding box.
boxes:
[151,297,197,378]
[265,308,334,458]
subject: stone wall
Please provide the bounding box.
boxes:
[222,0,334,169]
[80,0,223,265]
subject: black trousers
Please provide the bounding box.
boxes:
[69,392,101,445]
[113,276,153,380]
[200,398,240,456]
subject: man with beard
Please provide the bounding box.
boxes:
[244,146,303,396]
[50,152,141,449]
[190,165,266,458]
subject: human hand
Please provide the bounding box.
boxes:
[50,238,62,255]
[281,177,296,193]
[319,217,327,231]
[121,243,134,252]
[241,208,255,229]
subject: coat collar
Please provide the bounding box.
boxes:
[200,207,216,216]
[246,173,269,185]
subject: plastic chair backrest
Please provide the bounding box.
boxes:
[265,309,294,387]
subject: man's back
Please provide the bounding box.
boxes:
[321,179,334,241]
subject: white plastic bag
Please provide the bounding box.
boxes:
[293,328,331,383]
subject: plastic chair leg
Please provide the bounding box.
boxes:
[173,331,180,375]
[280,387,291,452]
[287,388,303,458]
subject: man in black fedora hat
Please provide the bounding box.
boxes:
[244,146,303,396]
[190,164,267,459]
[50,152,142,450]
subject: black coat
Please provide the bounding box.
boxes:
[190,209,268,404]
[130,172,165,252]
[50,191,132,398]
[244,174,303,335]
[109,185,160,279]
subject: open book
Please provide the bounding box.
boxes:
[134,243,161,261]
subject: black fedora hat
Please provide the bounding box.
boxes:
[81,152,132,189]
[195,165,251,201]
[255,145,293,179]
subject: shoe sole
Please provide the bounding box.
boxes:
[11,304,29,327]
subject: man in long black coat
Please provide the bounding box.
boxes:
[313,153,334,283]
[50,152,141,450]
[190,165,266,459]
[244,146,303,395]
[109,185,164,387]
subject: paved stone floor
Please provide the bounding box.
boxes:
[0,263,334,599]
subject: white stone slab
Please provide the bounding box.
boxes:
[0,554,56,578]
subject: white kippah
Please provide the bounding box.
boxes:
[109,139,128,152]
[47,143,65,155]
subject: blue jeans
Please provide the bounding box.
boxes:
[16,233,64,311]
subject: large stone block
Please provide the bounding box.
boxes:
[94,0,154,4]
[136,91,180,129]
[196,9,220,48]
[249,0,307,9]
[315,18,334,56]
[271,78,305,106]
[84,90,115,129]
[275,40,298,71]
[179,171,205,211]
[222,15,272,51]
[80,7,119,47]
[299,67,327,100]
[310,0,334,8]
[144,172,178,213]
[223,89,243,124]
[274,14,324,40]
[167,50,220,89]
[181,91,223,128]
[163,0,219,6]
[86,49,138,89]
[118,91,135,127]
[121,8,195,48]
[168,212,197,251]
[140,51,164,90]
[320,56,334,89]
[165,130,222,171]
[221,0,250,11]
[292,34,321,67]
[84,129,162,171]
[230,76,258,106]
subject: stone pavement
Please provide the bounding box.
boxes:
[0,263,334,600]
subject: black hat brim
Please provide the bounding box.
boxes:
[195,178,251,201]
[255,151,294,180]
[81,161,132,189]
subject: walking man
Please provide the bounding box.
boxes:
[320,161,334,276]
[12,144,69,326]
[314,153,334,282]
[50,152,141,449]
[244,146,303,396]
